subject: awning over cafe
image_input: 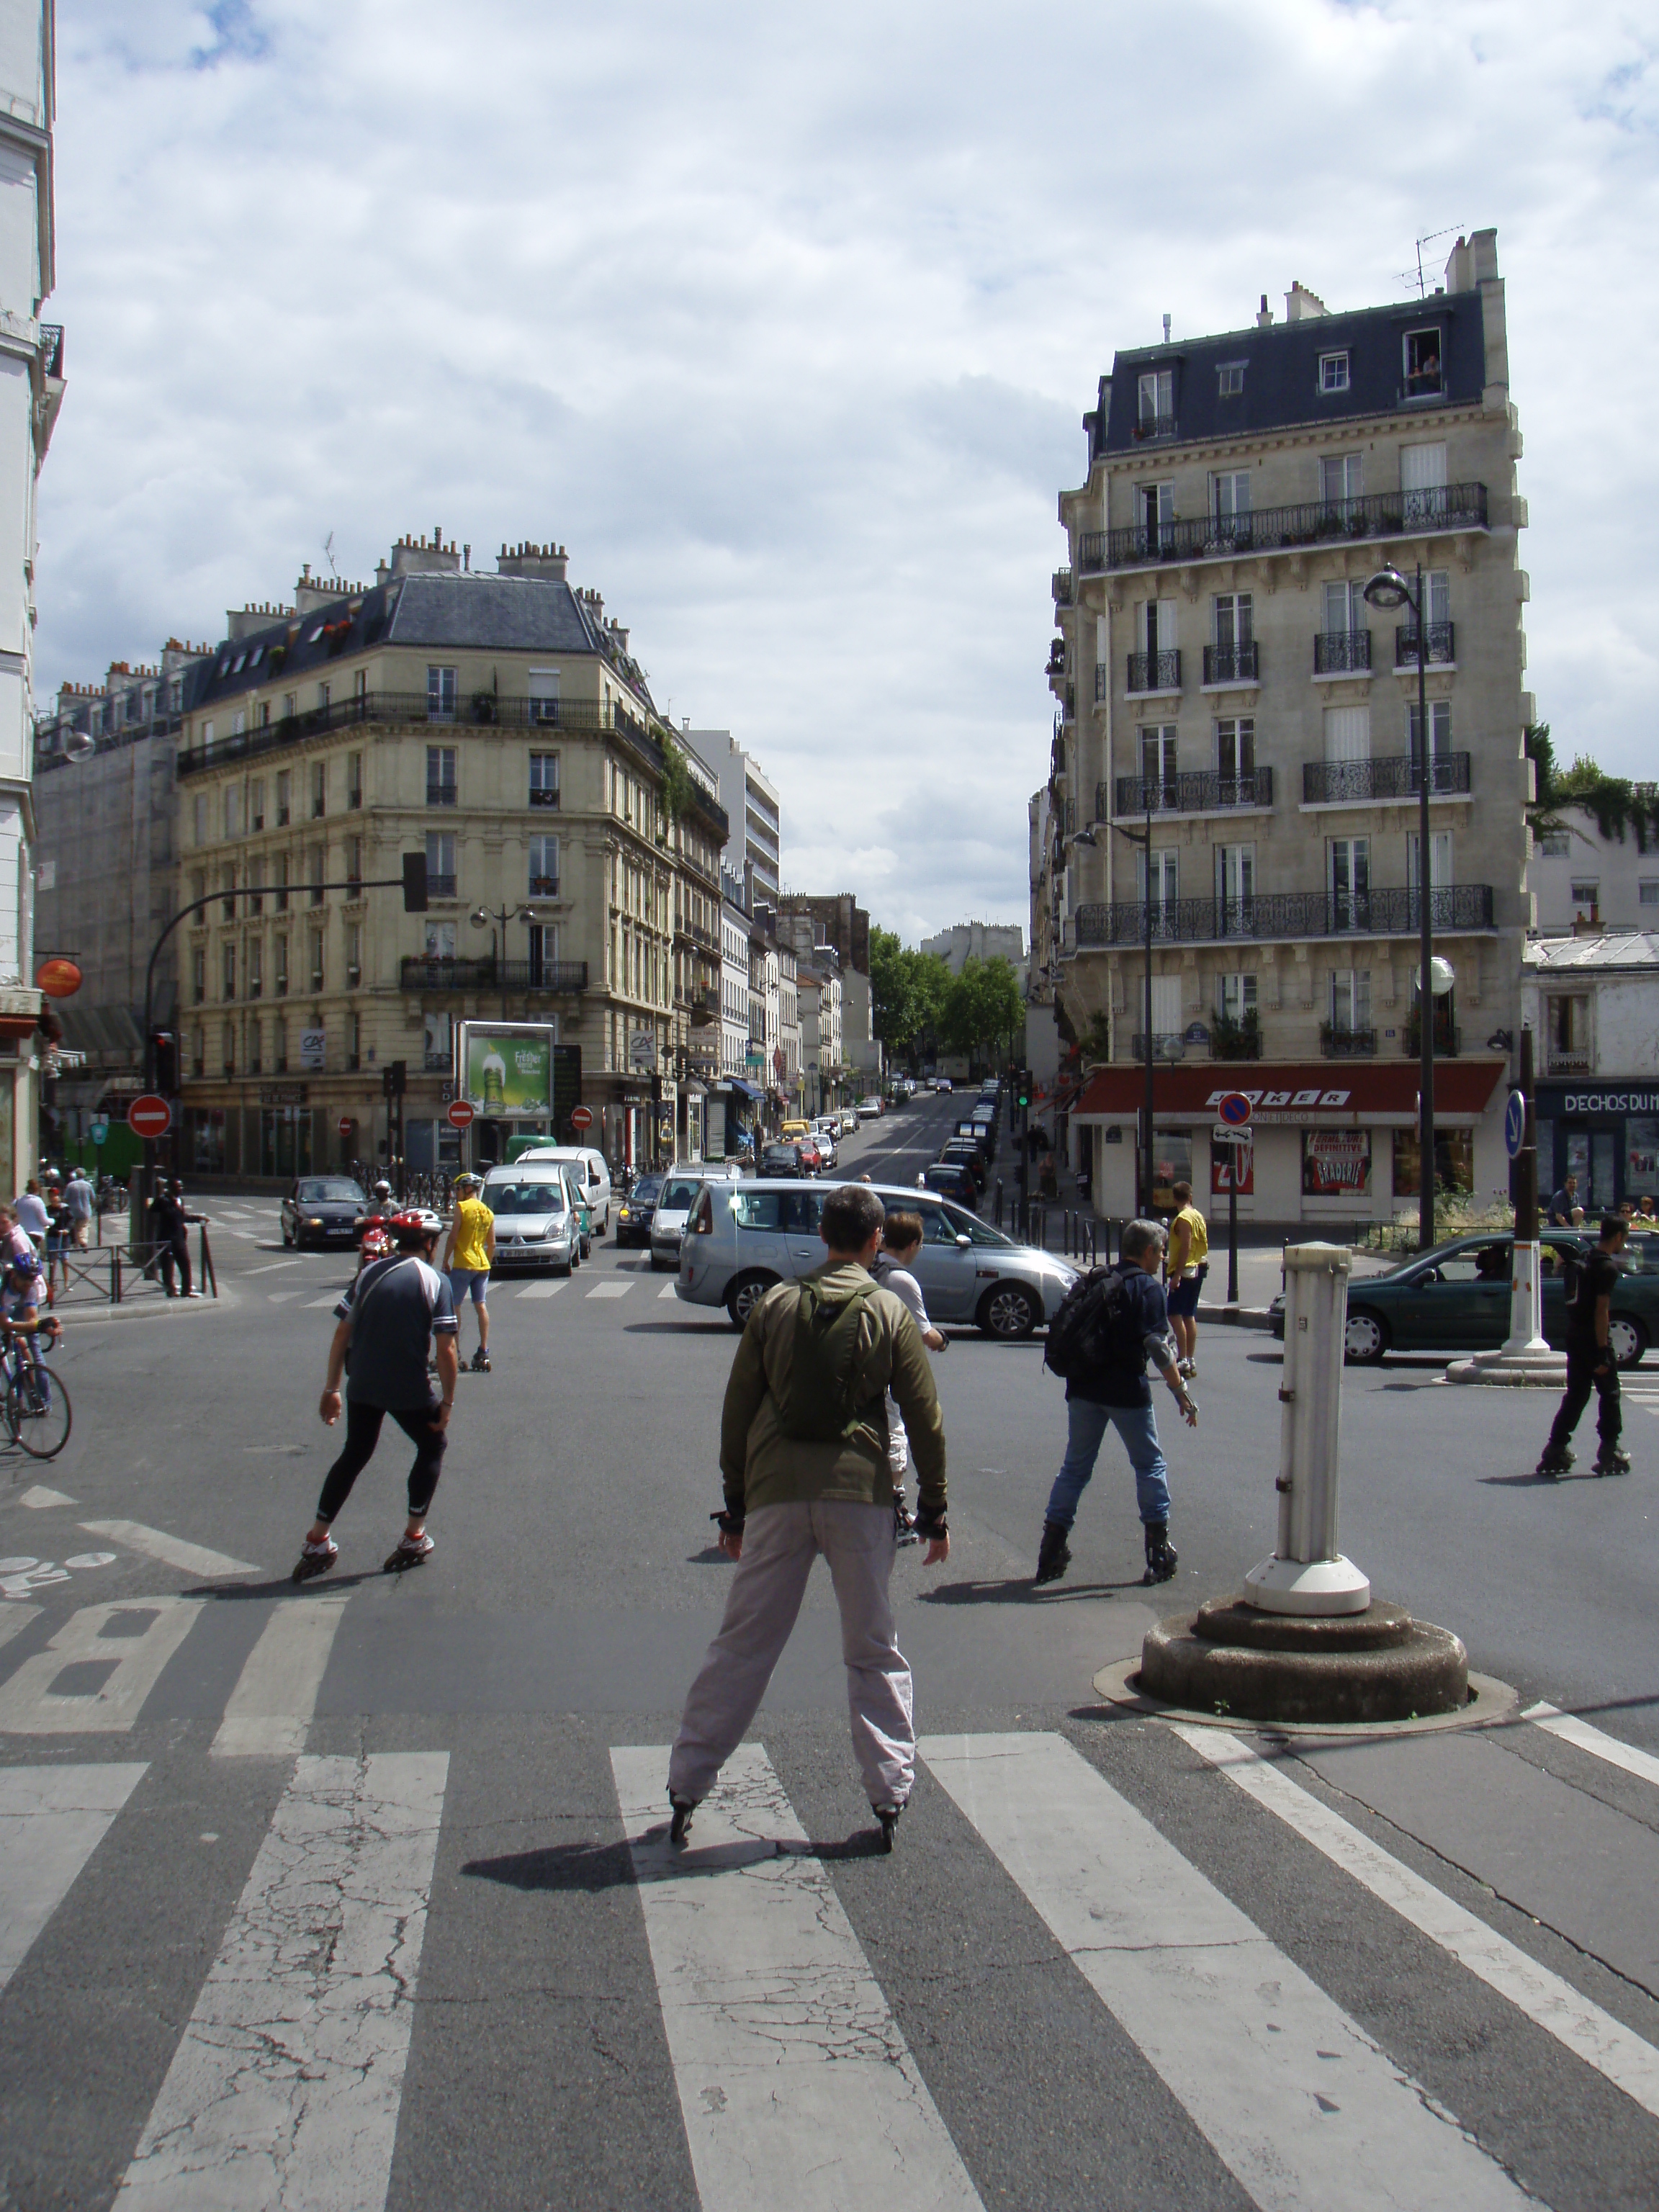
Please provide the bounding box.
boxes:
[1073,1058,1506,1128]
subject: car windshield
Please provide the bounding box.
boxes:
[297,1179,361,1202]
[630,1177,665,1205]
[944,1200,1011,1247]
[659,1178,704,1210]
[485,1179,569,1217]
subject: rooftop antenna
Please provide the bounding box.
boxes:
[1397,225,1465,297]
[323,530,341,579]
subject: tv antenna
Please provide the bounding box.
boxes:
[323,530,341,579]
[1398,227,1465,297]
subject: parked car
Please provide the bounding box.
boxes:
[938,1140,989,1192]
[856,1095,884,1120]
[796,1134,824,1174]
[780,1119,811,1143]
[282,1176,367,1249]
[759,1141,806,1178]
[1269,1230,1659,1367]
[479,1163,585,1275]
[650,1171,718,1272]
[810,1123,840,1170]
[613,1172,664,1250]
[920,1161,980,1210]
[677,1177,1077,1335]
[513,1146,613,1234]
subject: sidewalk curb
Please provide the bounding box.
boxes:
[1205,1305,1274,1332]
[1089,1656,1519,1737]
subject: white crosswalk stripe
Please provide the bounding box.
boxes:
[516,1280,564,1299]
[212,1592,351,1757]
[78,1519,258,1578]
[1522,1700,1659,1789]
[586,1280,631,1299]
[921,1731,1531,2210]
[612,1743,982,2211]
[659,1281,679,1299]
[114,1752,447,2211]
[0,1763,147,1991]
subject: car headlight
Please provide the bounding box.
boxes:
[619,1206,631,1220]
[307,1218,324,1228]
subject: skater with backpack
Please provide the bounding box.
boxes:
[1034,1216,1196,1589]
[1537,1215,1632,1479]
[665,1182,950,1854]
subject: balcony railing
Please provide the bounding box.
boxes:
[1202,642,1258,684]
[1321,1025,1377,1058]
[1052,567,1073,607]
[1094,660,1110,702]
[1109,767,1272,817]
[426,782,458,807]
[1134,410,1177,441]
[427,874,457,900]
[1131,1033,1190,1060]
[39,323,63,379]
[399,957,589,994]
[1545,1046,1592,1074]
[1074,883,1495,948]
[1403,1019,1460,1057]
[1313,629,1372,674]
[1077,482,1488,575]
[1302,752,1471,804]
[1127,650,1181,694]
[1395,622,1455,667]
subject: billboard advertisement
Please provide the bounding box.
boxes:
[457,1022,554,1115]
[1301,1128,1372,1196]
[1211,1141,1254,1197]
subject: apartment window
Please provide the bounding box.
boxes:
[1322,578,1365,639]
[274,937,288,996]
[529,752,559,807]
[1136,848,1178,911]
[426,746,457,806]
[222,785,240,838]
[529,670,560,726]
[282,693,296,721]
[1536,830,1570,857]
[1569,879,1599,919]
[170,678,184,714]
[318,682,331,711]
[233,710,246,736]
[276,770,292,827]
[1215,842,1255,918]
[201,719,215,747]
[1401,441,1447,522]
[1641,882,1659,907]
[346,922,362,986]
[426,831,457,898]
[1137,482,1174,551]
[248,1017,262,1076]
[529,834,559,898]
[1139,725,1177,799]
[1318,351,1349,393]
[1217,971,1257,1022]
[1323,704,1371,765]
[247,857,264,916]
[1137,367,1173,426]
[346,1012,361,1073]
[250,780,265,832]
[222,1022,235,1077]
[309,933,325,992]
[276,853,290,913]
[304,846,323,906]
[1406,830,1453,893]
[1210,469,1250,521]
[526,922,557,984]
[347,752,362,808]
[1328,837,1370,927]
[1426,569,1450,628]
[221,942,236,1000]
[310,760,327,819]
[1139,597,1177,659]
[1329,969,1372,1032]
[1406,699,1453,761]
[220,863,237,920]
[193,794,207,846]
[424,921,457,961]
[1404,327,1443,397]
[1215,362,1244,397]
[254,701,270,730]
[1319,452,1363,505]
[353,669,367,702]
[1213,592,1251,649]
[1215,717,1254,789]
[191,1026,204,1079]
[346,835,363,896]
[1547,996,1589,1066]
[273,1015,287,1074]
[191,948,206,1005]
[248,940,262,999]
[427,665,457,721]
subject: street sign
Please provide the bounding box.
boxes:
[570,1105,593,1132]
[1211,1123,1250,1145]
[773,1047,786,1079]
[1216,1090,1252,1130]
[446,1100,476,1130]
[1504,1088,1526,1160]
[337,1116,353,1138]
[1183,1022,1210,1046]
[35,956,82,999]
[89,1120,109,1146]
[127,1094,171,1140]
[629,1031,656,1070]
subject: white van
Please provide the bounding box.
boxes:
[515,1146,613,1233]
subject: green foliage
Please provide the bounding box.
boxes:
[1527,722,1659,855]
[1357,1190,1514,1254]
[938,956,1024,1060]
[1210,1007,1261,1059]
[869,927,952,1059]
[657,734,696,823]
[1076,1012,1112,1065]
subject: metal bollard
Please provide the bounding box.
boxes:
[995,1177,1004,1229]
[1244,1243,1370,1616]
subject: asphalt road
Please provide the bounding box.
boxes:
[1,1089,1655,2208]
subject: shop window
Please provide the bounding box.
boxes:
[1627,1118,1659,1202]
[1303,1129,1372,1197]
[1390,1126,1473,1197]
[1151,1134,1192,1212]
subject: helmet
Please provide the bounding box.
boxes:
[390,1208,444,1246]
[454,1171,481,1190]
[6,1249,42,1280]
[373,1179,392,1199]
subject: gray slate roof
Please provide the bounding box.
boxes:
[387,573,598,655]
[1526,932,1659,972]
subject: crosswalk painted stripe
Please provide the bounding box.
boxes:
[611,1743,982,2212]
[659,1282,679,1300]
[212,1593,351,1756]
[0,1763,148,1991]
[920,1731,1527,2211]
[78,1519,258,1577]
[306,1293,343,1308]
[114,1751,447,2211]
[517,1280,564,1299]
[1172,1723,1659,2124]
[1523,1700,1659,1791]
[246,1259,302,1276]
[0,1598,204,1735]
[18,1483,76,1508]
[586,1280,631,1300]
[269,1290,303,1303]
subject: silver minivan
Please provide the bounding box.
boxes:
[676,1178,1078,1335]
[515,1145,613,1234]
[480,1163,585,1275]
[649,1162,740,1271]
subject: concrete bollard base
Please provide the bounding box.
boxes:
[1138,1597,1468,1725]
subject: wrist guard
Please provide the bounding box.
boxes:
[911,1507,948,1540]
[711,1509,745,1536]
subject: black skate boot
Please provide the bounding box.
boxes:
[291,1537,338,1584]
[1534,1446,1573,1480]
[1142,1522,1179,1585]
[874,1804,902,1854]
[1594,1444,1632,1477]
[669,1795,696,1846]
[1034,1521,1071,1587]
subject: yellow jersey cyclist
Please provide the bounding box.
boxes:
[441,1171,496,1373]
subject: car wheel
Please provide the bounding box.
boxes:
[1344,1308,1389,1364]
[557,1257,573,1277]
[978,1282,1039,1340]
[1609,1313,1647,1370]
[726,1272,778,1329]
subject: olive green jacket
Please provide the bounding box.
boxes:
[720,1261,948,1521]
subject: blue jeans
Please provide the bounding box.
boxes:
[1045,1395,1171,1532]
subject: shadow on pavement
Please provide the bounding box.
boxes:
[197,1570,385,1600]
[920,1575,1144,1605]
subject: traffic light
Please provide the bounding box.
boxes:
[153,1030,179,1092]
[1015,1069,1032,1109]
[401,853,428,912]
[382,1060,407,1099]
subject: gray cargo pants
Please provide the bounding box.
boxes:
[667,1498,914,1809]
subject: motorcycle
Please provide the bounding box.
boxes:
[354,1212,395,1273]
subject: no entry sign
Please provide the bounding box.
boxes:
[570,1105,593,1132]
[337,1116,353,1138]
[127,1094,171,1140]
[446,1100,476,1130]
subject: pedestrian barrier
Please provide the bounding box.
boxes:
[112,1226,218,1304]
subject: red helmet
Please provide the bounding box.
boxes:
[390,1208,444,1244]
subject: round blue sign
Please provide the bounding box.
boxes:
[1504,1088,1525,1160]
[1218,1090,1253,1129]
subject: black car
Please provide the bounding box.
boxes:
[760,1143,806,1178]
[614,1174,665,1249]
[920,1161,980,1211]
[282,1175,367,1249]
[939,1141,990,1191]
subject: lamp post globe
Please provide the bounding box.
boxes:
[1362,567,1412,612]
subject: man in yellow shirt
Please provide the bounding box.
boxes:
[441,1172,496,1372]
[1164,1179,1209,1380]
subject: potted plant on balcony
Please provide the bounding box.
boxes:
[1210,1007,1260,1060]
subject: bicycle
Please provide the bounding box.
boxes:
[1,1332,71,1459]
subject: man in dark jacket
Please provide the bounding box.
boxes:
[1034,1217,1196,1590]
[666,1184,949,1852]
[1537,1216,1631,1478]
[153,1179,199,1298]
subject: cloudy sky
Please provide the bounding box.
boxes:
[37,0,1658,944]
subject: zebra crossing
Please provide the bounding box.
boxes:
[1,1700,1657,2208]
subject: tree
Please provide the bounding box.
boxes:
[939,956,1024,1064]
[1527,723,1659,853]
[870,927,951,1064]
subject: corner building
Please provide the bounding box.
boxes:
[1055,231,1529,1224]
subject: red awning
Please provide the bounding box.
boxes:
[1073,1058,1506,1126]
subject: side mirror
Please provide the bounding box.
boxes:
[956,1233,972,1249]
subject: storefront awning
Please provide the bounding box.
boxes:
[1073,1058,1506,1127]
[727,1079,765,1102]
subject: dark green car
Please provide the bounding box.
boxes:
[1273,1231,1658,1368]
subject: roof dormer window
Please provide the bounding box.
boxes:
[1216,362,1245,397]
[1318,351,1349,392]
[1404,328,1442,398]
[231,653,246,674]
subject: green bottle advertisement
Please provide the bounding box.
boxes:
[462,1024,553,1114]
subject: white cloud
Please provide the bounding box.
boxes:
[37,0,1659,939]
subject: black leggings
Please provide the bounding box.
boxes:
[1545,1344,1622,1458]
[315,1396,447,1527]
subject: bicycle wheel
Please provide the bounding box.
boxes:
[9,1363,70,1459]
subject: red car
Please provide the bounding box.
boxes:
[796,1135,824,1174]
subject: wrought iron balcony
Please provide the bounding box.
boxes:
[1403,1017,1460,1057]
[1320,1025,1377,1058]
[1545,1046,1592,1074]
[398,957,589,993]
[1131,1033,1189,1061]
[1073,883,1495,948]
[1109,767,1272,817]
[1094,660,1110,702]
[1134,410,1177,441]
[1076,482,1488,575]
[1202,642,1258,685]
[426,874,457,900]
[426,782,458,807]
[1126,650,1181,694]
[39,323,63,379]
[1395,621,1455,667]
[1302,752,1471,804]
[1313,629,1372,674]
[1052,567,1073,607]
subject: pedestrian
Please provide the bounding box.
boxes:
[1033,1216,1197,1590]
[153,1178,199,1298]
[44,1190,71,1300]
[63,1164,94,1251]
[871,1210,947,1519]
[1537,1215,1632,1478]
[1640,1195,1657,1222]
[441,1171,495,1372]
[1546,1173,1578,1227]
[292,1207,459,1581]
[1038,1151,1059,1202]
[665,1182,949,1855]
[1164,1179,1210,1380]
[12,1179,48,1257]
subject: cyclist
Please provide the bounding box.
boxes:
[0,1247,61,1375]
[441,1171,495,1372]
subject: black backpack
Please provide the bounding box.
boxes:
[1043,1265,1131,1382]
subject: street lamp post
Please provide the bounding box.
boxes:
[1363,561,1437,1251]
[469,902,548,1023]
